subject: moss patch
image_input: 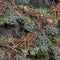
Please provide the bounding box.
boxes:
[0,15,4,21]
[58,20,60,28]
[35,50,47,58]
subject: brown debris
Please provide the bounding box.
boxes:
[50,3,60,20]
[0,30,37,57]
[13,4,56,27]
[0,1,7,14]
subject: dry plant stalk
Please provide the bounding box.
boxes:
[51,3,60,20]
[0,1,7,14]
[13,30,37,48]
[0,30,37,57]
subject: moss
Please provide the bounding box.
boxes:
[35,50,47,58]
[50,39,55,45]
[0,15,4,21]
[58,20,60,28]
[48,36,55,45]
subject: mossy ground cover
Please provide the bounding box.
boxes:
[0,15,4,21]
